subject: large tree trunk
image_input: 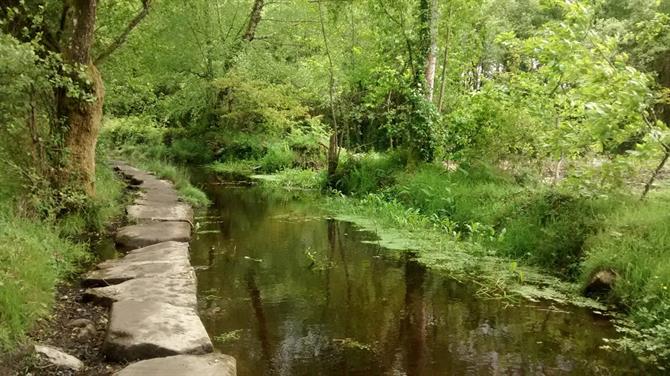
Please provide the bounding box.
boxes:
[62,66,104,196]
[61,0,103,196]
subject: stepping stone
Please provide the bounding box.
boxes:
[116,221,191,250]
[97,241,190,269]
[103,300,213,362]
[84,277,197,308]
[82,258,195,287]
[139,178,174,191]
[127,203,193,223]
[134,189,181,205]
[114,353,236,376]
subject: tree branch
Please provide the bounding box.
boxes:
[94,0,151,65]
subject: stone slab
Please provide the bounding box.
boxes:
[114,354,236,376]
[82,259,195,287]
[103,300,213,362]
[116,221,191,250]
[127,203,193,223]
[84,277,197,308]
[97,241,190,269]
[134,189,181,205]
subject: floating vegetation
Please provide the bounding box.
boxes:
[332,338,374,352]
[213,329,244,344]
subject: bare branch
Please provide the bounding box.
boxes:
[94,0,152,65]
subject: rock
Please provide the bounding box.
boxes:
[127,203,194,223]
[585,269,618,298]
[82,259,195,288]
[84,277,197,308]
[114,354,236,376]
[67,318,95,328]
[103,300,213,362]
[76,324,97,342]
[97,241,190,269]
[116,221,191,250]
[34,345,84,372]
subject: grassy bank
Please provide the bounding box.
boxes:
[0,161,126,350]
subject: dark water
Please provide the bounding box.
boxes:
[190,183,650,376]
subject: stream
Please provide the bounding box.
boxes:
[189,181,652,375]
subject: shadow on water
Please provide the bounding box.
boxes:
[189,180,656,376]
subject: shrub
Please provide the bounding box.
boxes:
[333,151,408,195]
[259,143,295,173]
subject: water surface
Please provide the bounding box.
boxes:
[190,183,650,375]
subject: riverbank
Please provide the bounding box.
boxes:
[215,154,670,369]
[0,160,126,355]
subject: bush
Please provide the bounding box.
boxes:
[333,151,408,195]
[259,143,295,173]
[497,191,617,278]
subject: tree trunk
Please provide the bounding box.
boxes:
[61,0,103,196]
[436,6,452,112]
[317,0,340,187]
[423,0,438,100]
[243,0,265,42]
[61,66,105,196]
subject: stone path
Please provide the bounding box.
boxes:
[85,161,236,375]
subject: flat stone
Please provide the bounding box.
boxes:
[84,277,197,308]
[34,344,84,371]
[82,258,195,288]
[116,221,191,250]
[127,203,193,223]
[114,354,236,376]
[135,189,181,205]
[139,178,174,191]
[98,241,190,269]
[103,300,213,362]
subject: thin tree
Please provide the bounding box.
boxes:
[317,0,340,186]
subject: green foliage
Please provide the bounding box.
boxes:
[497,191,619,278]
[333,152,408,195]
[259,143,295,173]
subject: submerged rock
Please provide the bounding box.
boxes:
[34,344,84,371]
[103,300,213,362]
[114,353,236,376]
[116,221,191,250]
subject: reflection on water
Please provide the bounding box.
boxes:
[190,184,651,375]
